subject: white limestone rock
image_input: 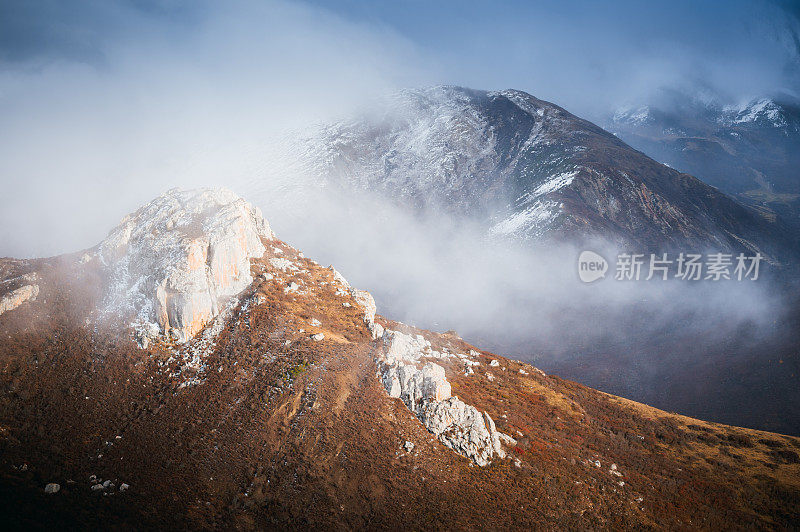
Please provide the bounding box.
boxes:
[0,283,39,316]
[420,398,506,467]
[351,288,376,326]
[98,188,273,343]
[329,266,379,336]
[284,282,299,294]
[380,361,452,409]
[269,257,296,272]
[377,329,507,466]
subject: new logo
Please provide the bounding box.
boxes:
[578,250,608,283]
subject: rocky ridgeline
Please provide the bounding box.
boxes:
[377,330,509,466]
[98,188,274,344]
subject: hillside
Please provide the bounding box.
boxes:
[0,189,798,529]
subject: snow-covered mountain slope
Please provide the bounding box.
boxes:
[288,86,797,261]
[607,93,800,232]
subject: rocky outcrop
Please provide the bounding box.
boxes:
[0,279,39,317]
[98,188,273,343]
[420,397,506,466]
[330,266,381,339]
[377,330,506,466]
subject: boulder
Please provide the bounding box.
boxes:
[44,483,60,494]
[99,188,273,344]
[420,398,506,467]
[0,283,39,316]
[329,266,378,332]
[377,329,507,466]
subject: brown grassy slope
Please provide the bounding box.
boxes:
[0,246,798,530]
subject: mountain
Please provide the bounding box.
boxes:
[1,188,799,528]
[291,86,798,262]
[606,92,800,232]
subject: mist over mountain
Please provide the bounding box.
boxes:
[238,85,800,435]
[2,2,800,527]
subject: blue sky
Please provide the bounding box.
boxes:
[2,0,798,110]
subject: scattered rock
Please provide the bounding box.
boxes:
[284,282,299,294]
[91,483,104,491]
[498,432,517,446]
[269,257,296,272]
[133,322,160,349]
[119,483,130,492]
[403,441,415,452]
[489,359,500,367]
[519,368,528,375]
[311,333,325,342]
[310,318,321,327]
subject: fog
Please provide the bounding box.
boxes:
[244,167,799,432]
[243,150,786,358]
[0,0,431,258]
[1,0,798,432]
[2,0,798,259]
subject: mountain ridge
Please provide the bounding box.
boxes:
[287,86,798,263]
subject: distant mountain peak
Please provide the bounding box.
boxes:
[721,97,789,128]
